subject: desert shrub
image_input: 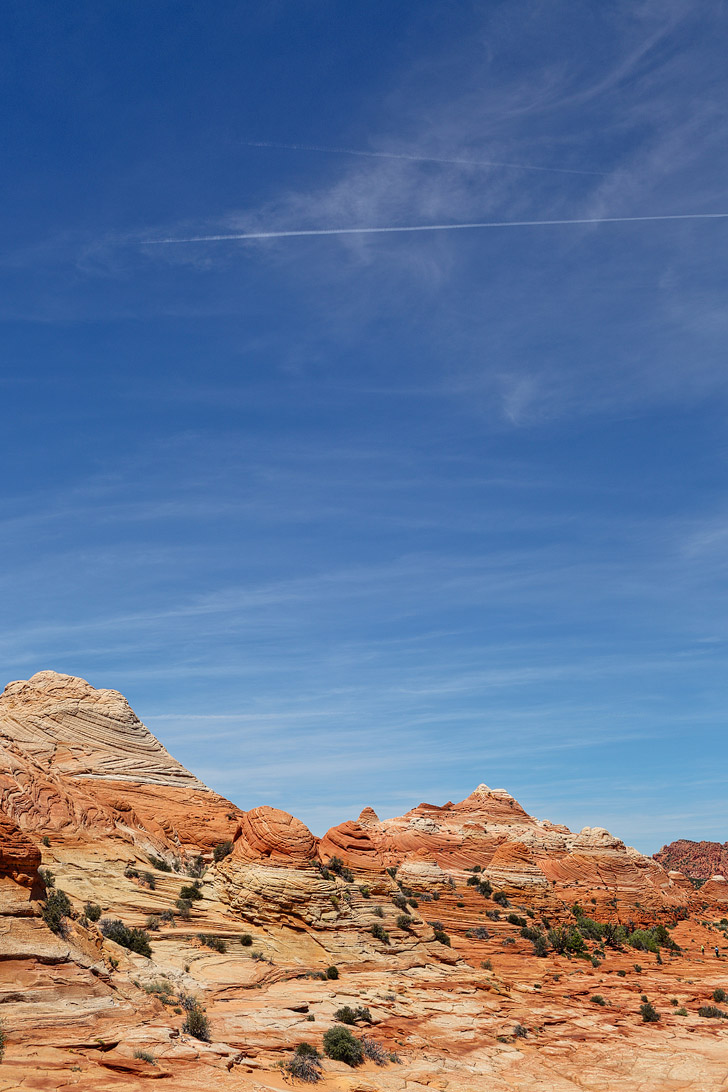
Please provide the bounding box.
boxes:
[628,929,659,954]
[160,909,176,924]
[532,935,549,958]
[520,925,540,941]
[41,889,72,935]
[0,1017,5,1061]
[140,872,156,890]
[397,914,413,931]
[571,902,584,917]
[591,994,606,1006]
[359,885,371,898]
[124,864,140,878]
[307,1013,315,1021]
[41,835,51,847]
[481,958,493,970]
[408,897,419,908]
[325,856,354,882]
[39,867,55,888]
[713,987,726,1003]
[576,917,604,941]
[148,855,172,873]
[548,927,569,954]
[487,909,501,921]
[493,891,509,906]
[513,1024,527,1038]
[361,1037,390,1065]
[240,933,253,946]
[466,875,480,886]
[371,923,390,944]
[198,933,227,953]
[334,1005,372,1025]
[602,923,626,948]
[323,1026,363,1066]
[432,927,451,947]
[182,1001,211,1041]
[392,893,408,910]
[143,980,173,997]
[466,926,490,940]
[372,906,384,918]
[640,1001,659,1023]
[187,854,205,878]
[100,919,152,958]
[617,969,626,977]
[133,1049,156,1064]
[175,897,192,918]
[84,902,102,922]
[286,1043,322,1083]
[476,879,494,897]
[251,950,266,961]
[146,915,161,931]
[676,1006,688,1015]
[180,882,203,901]
[634,964,642,973]
[641,994,649,1003]
[431,890,440,900]
[698,1005,727,1018]
[212,841,233,863]
[507,913,526,927]
[325,965,339,980]
[591,955,601,968]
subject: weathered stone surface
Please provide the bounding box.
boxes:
[655,837,728,880]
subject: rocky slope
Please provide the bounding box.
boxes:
[2,670,728,1091]
[655,838,728,881]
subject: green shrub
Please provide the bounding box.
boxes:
[41,889,72,935]
[713,987,726,1003]
[634,964,642,973]
[41,835,51,847]
[371,923,390,945]
[676,1006,688,1015]
[467,926,490,940]
[212,841,233,863]
[372,906,384,918]
[481,958,493,970]
[698,1005,727,1018]
[617,969,626,977]
[0,1017,5,1062]
[180,882,203,901]
[591,994,606,1006]
[187,854,205,878]
[334,1005,372,1025]
[323,1026,363,1066]
[175,897,192,918]
[148,855,172,873]
[198,933,227,953]
[640,1001,659,1023]
[487,909,501,921]
[513,1023,527,1038]
[325,965,339,980]
[124,864,140,878]
[286,1043,322,1082]
[133,1049,156,1065]
[38,867,55,888]
[361,1037,391,1065]
[493,891,509,906]
[507,913,526,927]
[533,935,549,958]
[325,856,354,882]
[182,1000,210,1041]
[240,933,253,946]
[84,902,102,922]
[100,919,152,958]
[359,885,371,898]
[397,914,413,931]
[432,927,451,947]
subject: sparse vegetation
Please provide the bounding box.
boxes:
[41,889,72,935]
[323,1026,364,1067]
[175,897,192,918]
[640,1001,659,1023]
[240,933,253,946]
[286,1042,322,1083]
[493,891,510,906]
[432,927,451,946]
[361,1037,393,1065]
[182,999,211,1041]
[0,1017,5,1062]
[133,1049,156,1065]
[41,835,51,847]
[100,918,152,958]
[371,923,390,944]
[39,867,55,888]
[325,856,354,882]
[507,913,527,927]
[397,913,413,930]
[148,855,173,873]
[713,987,726,1003]
[334,1005,373,1025]
[180,882,203,901]
[591,994,606,1006]
[325,965,339,980]
[212,841,233,863]
[359,885,371,898]
[513,1023,527,1038]
[698,1005,727,1018]
[197,933,227,953]
[84,902,102,922]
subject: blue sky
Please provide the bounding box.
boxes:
[2,1,727,852]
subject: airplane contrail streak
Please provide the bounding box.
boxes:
[244,140,605,177]
[144,211,728,245]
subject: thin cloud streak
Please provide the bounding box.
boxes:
[146,211,728,246]
[243,139,606,176]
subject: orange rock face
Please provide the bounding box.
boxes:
[655,837,728,880]
[2,670,727,1092]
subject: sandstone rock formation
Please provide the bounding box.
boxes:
[655,837,728,880]
[2,670,727,1092]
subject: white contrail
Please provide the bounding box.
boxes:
[144,211,728,246]
[244,139,605,177]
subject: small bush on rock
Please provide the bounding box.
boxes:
[84,902,102,922]
[240,933,253,946]
[41,890,72,935]
[698,1005,727,1018]
[286,1043,322,1083]
[591,994,606,1006]
[361,1037,391,1065]
[182,1000,211,1041]
[325,965,339,980]
[371,923,390,944]
[212,841,233,863]
[100,919,152,958]
[334,1005,373,1025]
[640,1001,659,1023]
[323,1026,363,1067]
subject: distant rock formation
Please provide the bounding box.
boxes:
[654,838,728,881]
